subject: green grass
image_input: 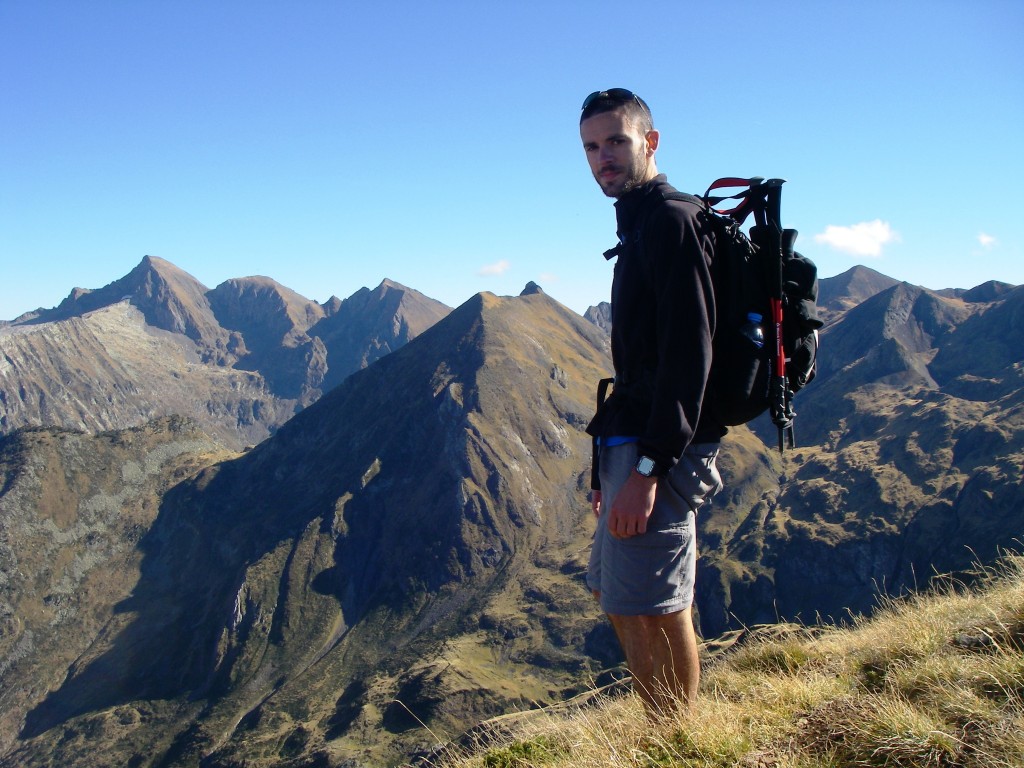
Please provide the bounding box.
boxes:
[481,735,562,767]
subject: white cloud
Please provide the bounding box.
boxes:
[978,232,997,248]
[539,272,559,284]
[477,259,510,276]
[813,220,899,257]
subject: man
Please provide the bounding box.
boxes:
[580,88,725,715]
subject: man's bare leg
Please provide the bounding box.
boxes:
[609,607,699,715]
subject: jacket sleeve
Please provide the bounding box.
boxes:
[636,203,716,472]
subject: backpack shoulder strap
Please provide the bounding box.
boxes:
[602,187,706,262]
[659,189,702,206]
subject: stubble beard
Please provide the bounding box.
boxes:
[596,150,651,199]
[615,167,649,198]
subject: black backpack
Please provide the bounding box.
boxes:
[692,177,822,450]
[600,177,822,452]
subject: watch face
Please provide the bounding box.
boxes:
[636,456,656,476]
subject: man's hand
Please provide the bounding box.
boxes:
[591,489,602,519]
[607,471,657,538]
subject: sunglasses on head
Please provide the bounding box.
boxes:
[581,88,649,114]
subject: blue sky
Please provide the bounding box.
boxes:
[2,1,1022,321]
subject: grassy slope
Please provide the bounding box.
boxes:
[433,554,1024,768]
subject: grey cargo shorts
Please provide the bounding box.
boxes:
[587,441,722,616]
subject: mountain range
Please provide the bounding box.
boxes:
[0,258,1021,767]
[1,256,450,449]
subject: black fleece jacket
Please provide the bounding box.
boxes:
[586,175,726,482]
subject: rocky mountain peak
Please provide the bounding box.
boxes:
[520,281,545,296]
[13,254,230,364]
[208,275,325,342]
[816,265,900,323]
[311,278,452,390]
[958,279,1017,303]
[120,255,224,344]
[24,255,210,329]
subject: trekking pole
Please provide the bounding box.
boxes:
[764,180,796,452]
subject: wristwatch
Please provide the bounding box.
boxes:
[635,455,658,477]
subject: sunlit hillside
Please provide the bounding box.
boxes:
[432,554,1024,768]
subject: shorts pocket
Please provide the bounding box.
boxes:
[667,444,723,512]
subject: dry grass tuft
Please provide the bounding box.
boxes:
[425,554,1024,768]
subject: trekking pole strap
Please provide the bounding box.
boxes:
[702,177,787,225]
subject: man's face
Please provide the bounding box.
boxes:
[580,108,659,198]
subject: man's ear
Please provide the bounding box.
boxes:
[645,129,660,156]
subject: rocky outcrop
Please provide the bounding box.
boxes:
[583,301,612,335]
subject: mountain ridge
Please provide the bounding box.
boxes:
[0,256,451,448]
[2,286,613,765]
[1,258,1022,766]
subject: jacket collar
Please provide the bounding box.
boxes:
[614,174,670,236]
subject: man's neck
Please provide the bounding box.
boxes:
[616,172,664,203]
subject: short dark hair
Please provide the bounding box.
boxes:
[580,88,653,133]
